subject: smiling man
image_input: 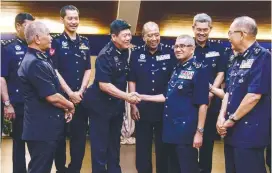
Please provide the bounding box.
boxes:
[128,21,176,173]
[192,13,227,173]
[49,5,92,173]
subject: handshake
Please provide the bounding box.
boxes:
[125,92,142,104]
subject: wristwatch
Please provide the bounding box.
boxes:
[229,114,238,123]
[3,100,11,107]
[197,127,204,134]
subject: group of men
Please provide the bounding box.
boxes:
[1,4,271,173]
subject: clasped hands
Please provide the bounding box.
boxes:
[126,92,141,104]
[216,116,235,137]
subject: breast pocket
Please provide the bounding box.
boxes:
[234,68,250,86]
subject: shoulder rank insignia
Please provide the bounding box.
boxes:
[193,61,202,69]
[1,39,15,46]
[79,43,89,50]
[51,33,61,38]
[79,35,88,41]
[253,47,261,55]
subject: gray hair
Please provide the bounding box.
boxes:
[193,13,212,27]
[176,34,195,46]
[233,16,258,36]
[142,21,159,36]
[24,21,50,45]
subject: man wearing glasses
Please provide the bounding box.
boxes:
[192,13,227,173]
[139,35,209,173]
[217,16,271,173]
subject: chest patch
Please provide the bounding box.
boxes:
[240,59,254,69]
[205,51,220,58]
[156,54,170,61]
[178,70,194,80]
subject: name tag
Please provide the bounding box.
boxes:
[240,59,254,69]
[16,51,24,55]
[156,54,170,61]
[205,51,220,58]
[178,70,194,79]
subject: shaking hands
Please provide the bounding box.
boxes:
[125,92,141,104]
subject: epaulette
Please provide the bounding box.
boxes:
[1,39,15,46]
[192,59,202,69]
[253,47,261,55]
[106,46,113,55]
[79,35,89,41]
[51,33,61,38]
[131,45,142,51]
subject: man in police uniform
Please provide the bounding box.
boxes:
[1,13,34,173]
[128,21,176,173]
[139,35,209,173]
[82,19,140,173]
[49,5,91,173]
[192,13,226,173]
[17,21,75,173]
[217,16,271,173]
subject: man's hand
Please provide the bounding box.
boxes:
[223,119,235,129]
[65,110,73,123]
[216,116,227,136]
[193,132,203,149]
[4,105,16,120]
[126,92,141,104]
[131,105,140,121]
[68,92,82,104]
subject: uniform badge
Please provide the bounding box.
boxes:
[162,67,166,70]
[138,54,146,62]
[240,59,254,69]
[187,66,192,70]
[15,51,24,55]
[212,63,216,67]
[140,54,145,59]
[114,56,119,62]
[49,48,55,56]
[178,70,194,80]
[62,41,68,48]
[193,61,202,68]
[238,78,244,83]
[205,51,220,58]
[254,47,261,55]
[79,43,89,50]
[156,54,170,61]
[178,85,183,89]
[15,45,21,51]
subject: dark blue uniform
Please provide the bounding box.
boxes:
[50,32,91,173]
[129,44,176,173]
[17,48,65,173]
[224,42,271,173]
[163,57,209,173]
[194,40,226,173]
[1,37,28,173]
[82,41,129,173]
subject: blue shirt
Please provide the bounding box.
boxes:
[162,57,209,144]
[225,42,271,148]
[49,32,91,92]
[194,40,227,84]
[18,48,65,141]
[82,41,129,119]
[129,44,177,121]
[1,37,28,105]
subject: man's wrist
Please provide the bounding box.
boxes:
[3,100,11,107]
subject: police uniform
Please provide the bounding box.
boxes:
[82,41,129,173]
[128,44,176,173]
[194,40,227,173]
[49,32,91,173]
[162,57,209,173]
[1,37,28,173]
[224,42,271,173]
[17,48,65,173]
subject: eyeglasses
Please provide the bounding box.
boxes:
[174,44,193,49]
[228,30,247,36]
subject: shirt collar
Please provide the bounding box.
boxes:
[195,40,211,49]
[238,41,259,59]
[143,43,163,55]
[16,36,27,45]
[62,31,81,44]
[109,41,128,56]
[28,47,48,60]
